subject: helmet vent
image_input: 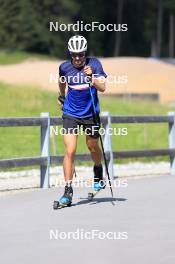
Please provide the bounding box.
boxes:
[71,40,74,50]
[80,39,84,49]
[75,40,79,50]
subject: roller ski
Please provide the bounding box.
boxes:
[53,184,73,210]
[88,164,106,201]
[88,181,106,201]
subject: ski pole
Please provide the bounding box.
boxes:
[88,79,113,198]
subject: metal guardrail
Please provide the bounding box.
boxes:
[0,112,175,188]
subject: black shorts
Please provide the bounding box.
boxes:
[62,114,101,139]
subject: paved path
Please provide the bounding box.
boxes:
[0,175,175,264]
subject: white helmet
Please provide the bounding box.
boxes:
[68,35,87,53]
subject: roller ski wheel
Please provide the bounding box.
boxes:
[53,200,72,210]
[88,182,106,201]
[88,191,97,201]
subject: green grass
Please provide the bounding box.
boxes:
[100,96,172,163]
[0,82,174,168]
[0,51,56,65]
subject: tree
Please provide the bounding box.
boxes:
[162,0,175,57]
[0,0,80,58]
[157,0,163,56]
[114,0,124,56]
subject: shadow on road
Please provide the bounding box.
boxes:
[76,197,127,206]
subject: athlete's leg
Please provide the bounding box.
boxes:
[57,133,77,206]
[63,133,78,183]
[86,135,104,189]
[86,135,102,165]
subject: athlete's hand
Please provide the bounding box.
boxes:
[83,65,93,76]
[84,66,93,84]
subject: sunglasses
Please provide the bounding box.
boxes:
[71,52,85,58]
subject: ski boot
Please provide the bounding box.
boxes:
[53,184,73,209]
[88,164,106,201]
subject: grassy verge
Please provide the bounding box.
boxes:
[0,51,56,65]
[0,82,174,170]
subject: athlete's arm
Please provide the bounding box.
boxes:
[58,79,66,109]
[92,77,106,93]
[58,76,66,97]
[58,65,67,109]
[58,63,67,97]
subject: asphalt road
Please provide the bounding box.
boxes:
[0,175,175,264]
